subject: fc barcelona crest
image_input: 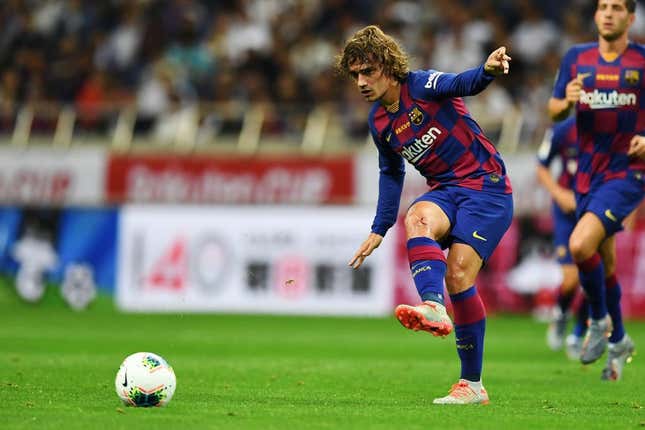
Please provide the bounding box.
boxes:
[625,69,640,86]
[408,106,424,125]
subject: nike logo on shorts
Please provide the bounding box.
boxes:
[472,231,487,241]
[604,209,617,222]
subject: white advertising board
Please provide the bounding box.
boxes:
[116,206,395,316]
[0,146,106,205]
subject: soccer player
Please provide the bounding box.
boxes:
[536,117,590,360]
[336,25,513,404]
[548,0,644,380]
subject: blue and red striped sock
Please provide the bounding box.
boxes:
[605,274,624,343]
[407,237,446,305]
[450,286,486,382]
[576,254,607,320]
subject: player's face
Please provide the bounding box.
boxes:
[348,61,393,103]
[595,0,634,41]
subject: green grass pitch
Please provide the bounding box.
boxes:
[1,280,643,430]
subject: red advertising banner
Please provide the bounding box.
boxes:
[107,154,354,204]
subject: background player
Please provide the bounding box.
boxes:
[337,25,513,404]
[536,116,589,359]
[548,0,644,380]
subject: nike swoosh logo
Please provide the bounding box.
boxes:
[472,231,487,241]
[122,370,128,387]
[604,209,617,222]
[577,72,591,80]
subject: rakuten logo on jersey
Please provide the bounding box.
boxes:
[579,89,637,109]
[401,127,442,163]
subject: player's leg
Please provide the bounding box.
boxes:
[598,235,635,380]
[547,206,579,349]
[566,291,589,360]
[432,242,489,405]
[571,179,644,364]
[547,207,582,352]
[548,264,579,351]
[568,212,612,363]
[395,198,454,336]
[432,188,512,405]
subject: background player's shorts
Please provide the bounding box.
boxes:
[552,202,576,265]
[411,186,513,262]
[575,174,645,237]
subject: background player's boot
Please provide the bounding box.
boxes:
[601,334,635,381]
[394,301,453,337]
[546,307,568,351]
[580,315,612,364]
[433,380,489,405]
[565,334,583,361]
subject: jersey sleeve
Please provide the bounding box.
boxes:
[368,127,405,237]
[410,66,495,100]
[552,47,577,99]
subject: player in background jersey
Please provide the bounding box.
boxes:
[548,0,644,380]
[336,25,513,404]
[536,117,589,359]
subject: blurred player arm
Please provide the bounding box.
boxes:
[627,134,645,159]
[548,76,585,121]
[548,49,582,122]
[536,163,576,213]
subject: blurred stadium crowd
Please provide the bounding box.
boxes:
[1,0,644,147]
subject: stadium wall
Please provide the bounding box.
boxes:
[1,147,644,317]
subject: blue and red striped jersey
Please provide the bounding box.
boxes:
[368,65,512,236]
[537,116,578,190]
[552,42,645,194]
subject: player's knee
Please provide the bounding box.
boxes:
[444,264,471,291]
[568,236,593,263]
[404,211,433,239]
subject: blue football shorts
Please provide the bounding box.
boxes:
[575,173,645,237]
[411,185,514,262]
[552,202,576,265]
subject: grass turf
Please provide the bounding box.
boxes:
[0,280,643,430]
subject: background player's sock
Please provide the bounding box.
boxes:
[555,287,575,316]
[576,254,607,320]
[605,274,625,343]
[573,296,589,337]
[451,286,486,382]
[407,237,446,305]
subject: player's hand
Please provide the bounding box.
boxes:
[554,188,576,214]
[348,233,383,269]
[627,135,645,159]
[484,46,511,75]
[565,75,585,105]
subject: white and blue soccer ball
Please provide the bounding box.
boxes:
[115,352,176,407]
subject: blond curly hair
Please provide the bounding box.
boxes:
[336,25,409,82]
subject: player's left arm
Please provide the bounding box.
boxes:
[420,47,510,99]
[627,134,645,159]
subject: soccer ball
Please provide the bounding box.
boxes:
[115,352,176,407]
